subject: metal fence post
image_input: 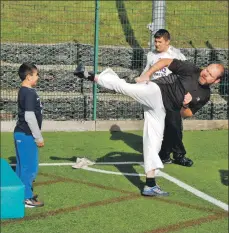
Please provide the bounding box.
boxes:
[150,0,166,51]
[93,0,100,121]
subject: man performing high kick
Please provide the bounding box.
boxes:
[74,59,224,197]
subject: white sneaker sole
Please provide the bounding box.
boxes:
[25,204,36,208]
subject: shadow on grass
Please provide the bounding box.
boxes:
[109,124,143,153]
[8,156,16,171]
[8,156,16,164]
[50,152,144,192]
[50,155,77,162]
[96,124,144,191]
[96,151,144,192]
[50,124,145,191]
[219,170,229,186]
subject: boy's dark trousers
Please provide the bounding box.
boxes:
[159,110,186,160]
[14,132,38,200]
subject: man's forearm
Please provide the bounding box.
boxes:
[145,58,173,77]
[135,58,173,83]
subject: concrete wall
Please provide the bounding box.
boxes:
[1,120,228,132]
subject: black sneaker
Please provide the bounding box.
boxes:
[173,155,193,167]
[74,64,94,81]
[162,158,173,164]
[25,197,44,208]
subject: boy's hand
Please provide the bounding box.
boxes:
[35,138,45,147]
[36,140,44,147]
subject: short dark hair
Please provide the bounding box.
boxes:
[154,29,170,41]
[18,63,37,81]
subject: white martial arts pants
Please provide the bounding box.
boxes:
[97,68,166,173]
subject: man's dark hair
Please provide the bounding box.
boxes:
[18,63,37,81]
[154,29,170,41]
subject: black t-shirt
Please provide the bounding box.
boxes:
[14,87,43,135]
[152,59,210,113]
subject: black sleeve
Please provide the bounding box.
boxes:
[188,97,210,114]
[168,59,199,76]
[24,90,36,112]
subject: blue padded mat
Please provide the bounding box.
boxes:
[0,158,25,219]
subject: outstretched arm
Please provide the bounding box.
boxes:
[135,58,173,83]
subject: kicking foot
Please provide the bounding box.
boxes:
[74,64,95,81]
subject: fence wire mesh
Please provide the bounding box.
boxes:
[1,1,228,121]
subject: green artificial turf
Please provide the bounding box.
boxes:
[0,130,228,233]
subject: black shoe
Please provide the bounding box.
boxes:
[162,158,173,164]
[173,154,193,167]
[73,63,86,78]
[74,64,94,81]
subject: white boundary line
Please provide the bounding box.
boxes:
[10,161,143,166]
[10,163,75,167]
[159,171,228,212]
[10,162,146,176]
[10,161,228,211]
[138,164,228,212]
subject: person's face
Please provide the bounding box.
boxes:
[27,69,39,87]
[154,37,170,52]
[199,65,220,85]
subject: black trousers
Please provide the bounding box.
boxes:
[159,110,186,160]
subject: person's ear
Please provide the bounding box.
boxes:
[26,74,31,81]
[213,79,220,84]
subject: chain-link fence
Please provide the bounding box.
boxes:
[1,1,228,121]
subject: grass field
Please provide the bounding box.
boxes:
[0,129,228,233]
[1,1,228,48]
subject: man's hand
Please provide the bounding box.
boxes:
[183,92,192,106]
[180,92,193,118]
[135,73,150,83]
[36,140,44,147]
